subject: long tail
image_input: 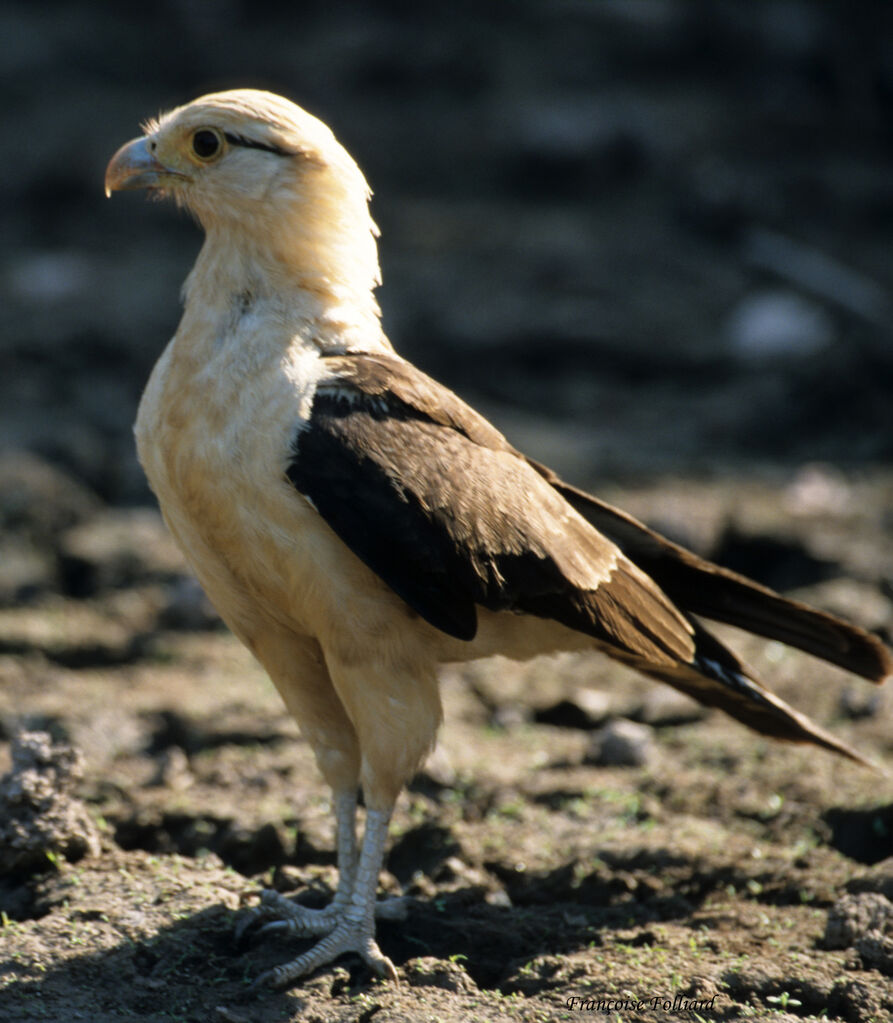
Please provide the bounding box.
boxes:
[632,619,878,767]
[529,459,893,684]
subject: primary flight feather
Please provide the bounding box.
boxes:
[105,89,892,987]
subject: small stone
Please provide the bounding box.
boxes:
[570,687,615,722]
[534,688,613,729]
[586,718,654,767]
[838,685,883,722]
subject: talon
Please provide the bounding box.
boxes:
[234,908,262,944]
[248,968,277,992]
[234,890,288,942]
[253,918,398,989]
[235,886,346,945]
[257,914,338,939]
[258,888,288,910]
[257,920,290,938]
[363,955,398,984]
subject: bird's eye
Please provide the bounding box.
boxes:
[191,129,222,161]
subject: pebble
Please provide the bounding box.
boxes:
[586,718,654,767]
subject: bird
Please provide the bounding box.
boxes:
[105,89,892,988]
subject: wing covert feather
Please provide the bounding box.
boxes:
[286,354,693,663]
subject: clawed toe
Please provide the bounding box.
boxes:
[253,917,398,989]
[373,895,410,921]
[235,888,341,942]
[236,888,410,947]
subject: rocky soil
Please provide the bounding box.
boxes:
[2,3,893,1021]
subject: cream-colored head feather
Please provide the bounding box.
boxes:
[107,89,385,348]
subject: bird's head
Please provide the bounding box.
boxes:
[105,90,383,342]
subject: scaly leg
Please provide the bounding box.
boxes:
[236,789,358,941]
[252,806,398,987]
[237,790,407,946]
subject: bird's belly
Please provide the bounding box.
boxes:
[141,444,315,644]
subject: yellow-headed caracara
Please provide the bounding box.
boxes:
[105,90,892,988]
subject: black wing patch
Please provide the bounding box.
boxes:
[629,620,877,767]
[286,354,693,664]
[282,354,886,764]
[289,396,480,639]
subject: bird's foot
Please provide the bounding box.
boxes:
[250,914,399,989]
[236,887,410,943]
[236,888,341,941]
[241,807,404,988]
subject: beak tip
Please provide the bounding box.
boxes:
[104,135,168,196]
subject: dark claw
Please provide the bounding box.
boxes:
[248,968,276,992]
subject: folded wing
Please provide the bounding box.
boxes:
[285,352,888,767]
[287,353,693,667]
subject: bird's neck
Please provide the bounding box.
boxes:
[181,218,391,356]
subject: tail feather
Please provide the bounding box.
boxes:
[523,458,891,765]
[634,621,880,769]
[528,460,893,684]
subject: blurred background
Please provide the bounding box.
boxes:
[1,0,892,606]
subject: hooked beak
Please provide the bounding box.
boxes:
[104,136,186,197]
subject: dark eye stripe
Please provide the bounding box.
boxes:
[223,131,291,156]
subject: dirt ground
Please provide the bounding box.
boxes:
[1,464,892,1023]
[3,3,893,1021]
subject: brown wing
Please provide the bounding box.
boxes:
[286,353,694,666]
[285,352,884,767]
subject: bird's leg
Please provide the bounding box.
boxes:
[325,787,360,911]
[253,805,398,987]
[237,789,359,941]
